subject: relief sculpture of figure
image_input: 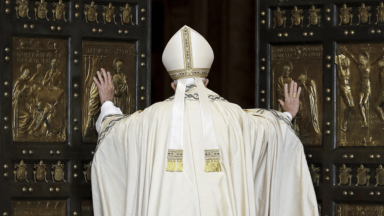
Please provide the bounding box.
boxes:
[307,5,321,27]
[120,3,134,25]
[291,6,304,28]
[42,59,62,88]
[12,68,37,139]
[357,3,372,25]
[277,62,293,111]
[376,2,384,24]
[84,1,99,23]
[339,4,353,26]
[375,57,384,123]
[34,0,49,21]
[296,74,321,145]
[15,0,31,19]
[342,47,383,128]
[102,3,117,25]
[52,0,67,22]
[273,7,286,28]
[335,54,355,132]
[112,60,130,114]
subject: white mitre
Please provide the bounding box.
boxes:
[162,26,220,173]
[162,25,214,80]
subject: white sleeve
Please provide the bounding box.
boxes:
[283,112,292,121]
[95,101,123,133]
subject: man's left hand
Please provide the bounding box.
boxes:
[278,80,301,119]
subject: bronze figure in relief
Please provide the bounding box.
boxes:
[112,60,130,113]
[34,0,49,21]
[375,165,384,187]
[341,46,384,128]
[83,161,92,183]
[376,2,384,24]
[33,160,48,183]
[338,164,352,186]
[335,54,355,132]
[15,0,31,19]
[277,62,293,110]
[357,3,372,25]
[120,3,134,25]
[375,57,384,123]
[52,0,67,22]
[339,4,353,26]
[51,161,66,183]
[103,3,117,25]
[307,5,321,27]
[14,160,29,183]
[356,164,370,187]
[273,7,286,28]
[290,6,304,28]
[84,1,99,23]
[297,73,322,145]
[309,164,320,186]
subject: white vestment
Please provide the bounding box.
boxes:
[91,85,318,216]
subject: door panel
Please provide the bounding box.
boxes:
[257,0,384,215]
[1,0,151,215]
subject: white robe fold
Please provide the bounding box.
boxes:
[91,87,318,216]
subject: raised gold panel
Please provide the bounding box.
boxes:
[336,204,384,215]
[12,37,67,142]
[11,201,66,216]
[337,43,384,146]
[272,45,323,146]
[82,41,135,142]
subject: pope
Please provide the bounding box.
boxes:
[91,25,318,216]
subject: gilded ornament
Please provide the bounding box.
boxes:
[141,8,146,13]
[33,160,48,183]
[34,0,49,21]
[303,32,308,37]
[308,5,321,27]
[338,164,352,186]
[92,28,97,33]
[23,24,28,29]
[5,8,10,14]
[98,28,103,33]
[339,4,353,26]
[14,160,29,182]
[357,3,371,25]
[30,24,35,29]
[6,0,11,5]
[52,0,67,22]
[51,161,66,183]
[120,3,134,25]
[118,29,123,34]
[15,0,31,19]
[309,164,320,186]
[376,2,384,24]
[75,12,79,18]
[141,54,146,58]
[124,29,129,34]
[261,11,265,16]
[277,33,282,37]
[290,6,304,28]
[375,165,384,187]
[102,3,117,25]
[51,25,55,31]
[75,4,79,9]
[57,26,62,31]
[326,16,331,22]
[356,164,370,187]
[371,29,376,34]
[350,30,354,35]
[141,96,145,100]
[273,7,286,28]
[309,31,313,36]
[141,17,146,21]
[83,161,92,183]
[84,1,99,23]
[5,47,10,53]
[378,29,382,34]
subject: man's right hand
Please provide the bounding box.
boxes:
[93,68,114,105]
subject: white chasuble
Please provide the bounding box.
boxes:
[91,86,319,216]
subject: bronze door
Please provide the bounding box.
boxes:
[257,0,384,215]
[0,0,151,215]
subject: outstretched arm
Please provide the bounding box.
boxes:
[278,80,301,119]
[93,68,122,133]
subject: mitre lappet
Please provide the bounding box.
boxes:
[162,25,220,172]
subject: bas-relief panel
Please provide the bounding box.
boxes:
[12,37,67,142]
[336,43,384,146]
[336,204,384,216]
[11,201,66,216]
[271,45,323,146]
[82,41,135,143]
